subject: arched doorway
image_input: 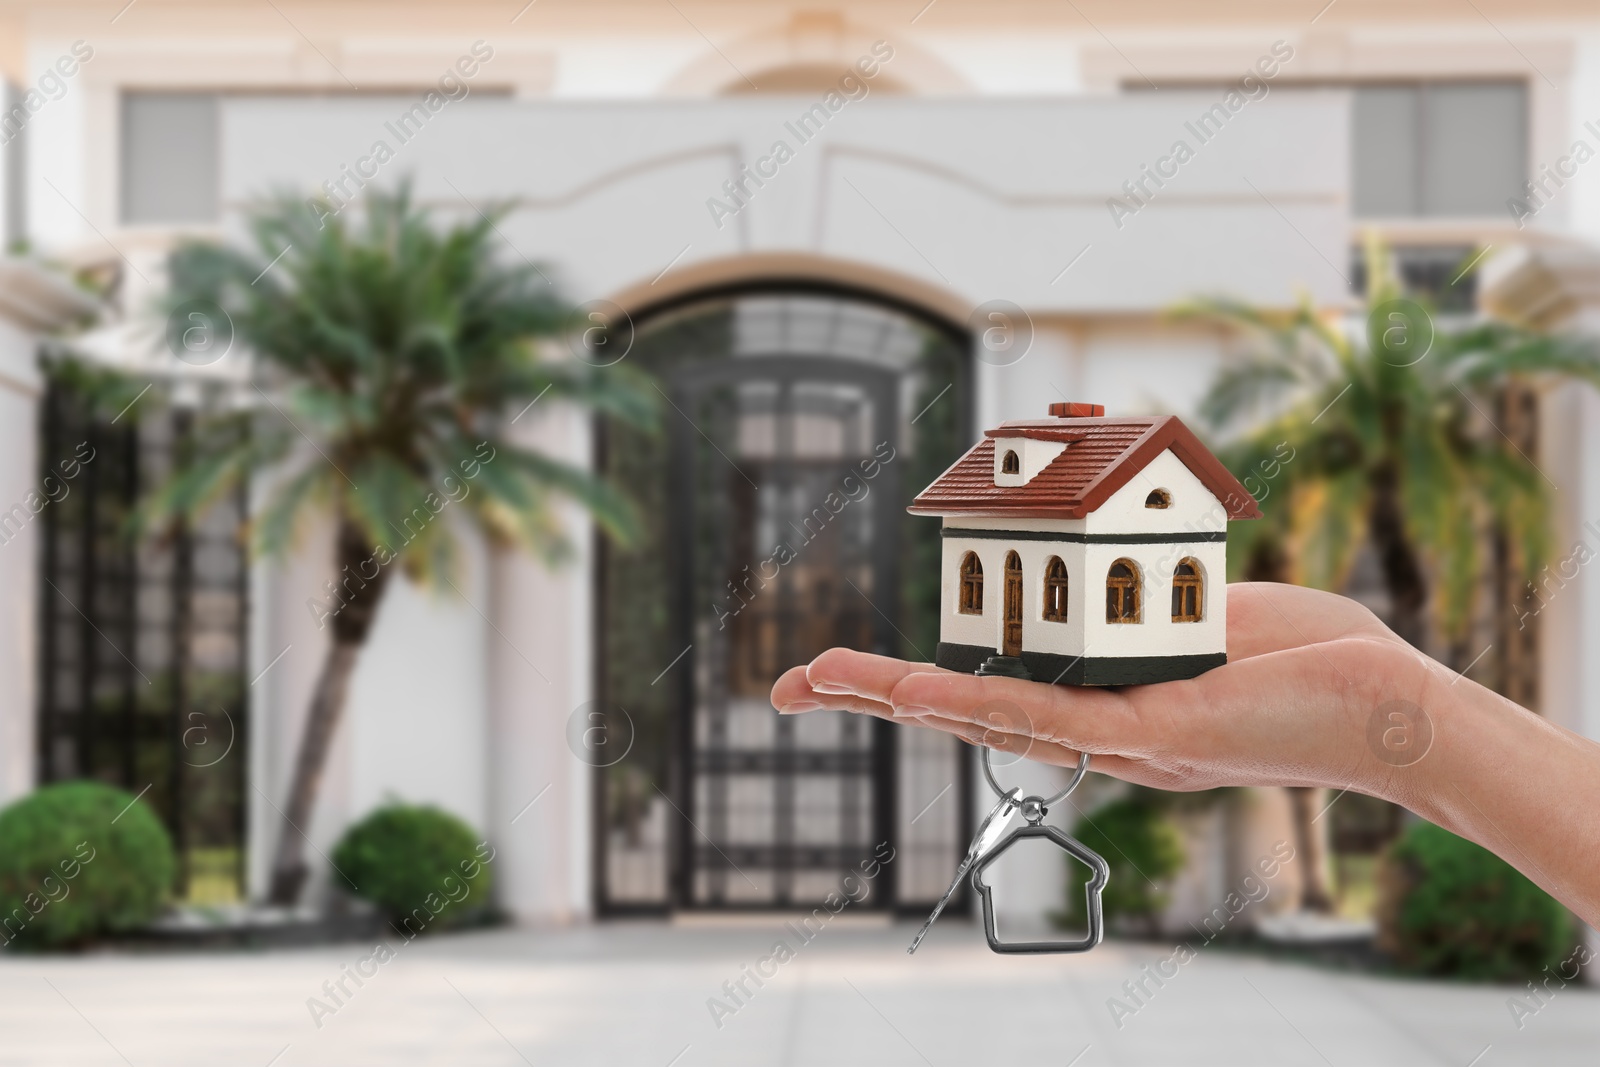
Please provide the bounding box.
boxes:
[595,284,973,913]
[1002,551,1023,657]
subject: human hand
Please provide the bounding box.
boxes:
[772,581,1600,926]
[772,583,1436,801]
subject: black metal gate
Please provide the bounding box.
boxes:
[36,380,249,902]
[594,289,975,915]
[669,357,900,907]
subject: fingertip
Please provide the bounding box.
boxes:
[804,647,874,687]
[770,663,818,708]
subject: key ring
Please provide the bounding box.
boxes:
[981,745,1089,811]
[971,746,1107,955]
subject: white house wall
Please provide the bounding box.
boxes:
[1083,449,1229,536]
[938,448,1231,662]
[1080,540,1226,659]
[347,520,491,838]
[938,534,1226,662]
[1081,449,1229,662]
[247,501,494,906]
[938,534,1088,658]
[218,93,1350,316]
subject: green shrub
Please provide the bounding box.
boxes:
[0,781,175,948]
[1057,796,1185,936]
[1380,821,1572,981]
[332,803,493,930]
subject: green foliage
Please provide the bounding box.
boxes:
[1178,240,1600,638]
[332,803,492,928]
[1058,796,1185,935]
[0,782,175,948]
[145,182,657,582]
[1381,821,1572,981]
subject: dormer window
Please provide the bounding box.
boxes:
[992,436,1067,484]
[1145,489,1171,509]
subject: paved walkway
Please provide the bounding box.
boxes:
[0,919,1591,1066]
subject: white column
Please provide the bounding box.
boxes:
[1538,318,1600,747]
[0,264,99,807]
[0,316,40,806]
[487,399,592,925]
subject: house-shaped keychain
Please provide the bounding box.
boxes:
[909,403,1261,686]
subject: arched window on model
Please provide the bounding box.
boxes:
[1145,488,1171,509]
[1001,449,1020,474]
[1172,558,1203,622]
[958,551,984,614]
[1043,556,1069,622]
[1106,558,1141,623]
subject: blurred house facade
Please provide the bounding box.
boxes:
[0,0,1595,932]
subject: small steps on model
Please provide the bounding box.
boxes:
[976,656,1033,681]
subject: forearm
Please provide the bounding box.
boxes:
[1382,676,1600,930]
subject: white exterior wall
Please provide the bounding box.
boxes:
[938,533,1088,656]
[1082,450,1230,536]
[248,503,495,907]
[937,448,1230,662]
[1082,540,1226,659]
[1084,450,1229,660]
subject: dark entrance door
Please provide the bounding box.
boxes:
[1003,551,1023,657]
[668,357,900,907]
[592,289,975,916]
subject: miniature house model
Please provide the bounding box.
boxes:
[909,403,1261,686]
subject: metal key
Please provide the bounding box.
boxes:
[906,787,1022,954]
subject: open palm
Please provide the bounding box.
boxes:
[773,583,1443,802]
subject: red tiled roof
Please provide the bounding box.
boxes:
[983,427,1087,443]
[908,416,1262,520]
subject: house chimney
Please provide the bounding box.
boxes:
[1048,402,1104,418]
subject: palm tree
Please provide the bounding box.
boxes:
[1180,243,1600,910]
[150,185,655,905]
[1186,245,1600,645]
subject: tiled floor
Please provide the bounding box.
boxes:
[0,919,1591,1066]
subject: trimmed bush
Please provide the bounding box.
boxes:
[332,803,493,931]
[1058,796,1185,937]
[1379,821,1572,981]
[0,781,176,948]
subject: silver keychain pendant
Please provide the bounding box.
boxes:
[971,789,1109,954]
[907,743,1108,955]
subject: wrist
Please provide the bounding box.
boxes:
[1327,639,1478,817]
[1364,656,1523,831]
